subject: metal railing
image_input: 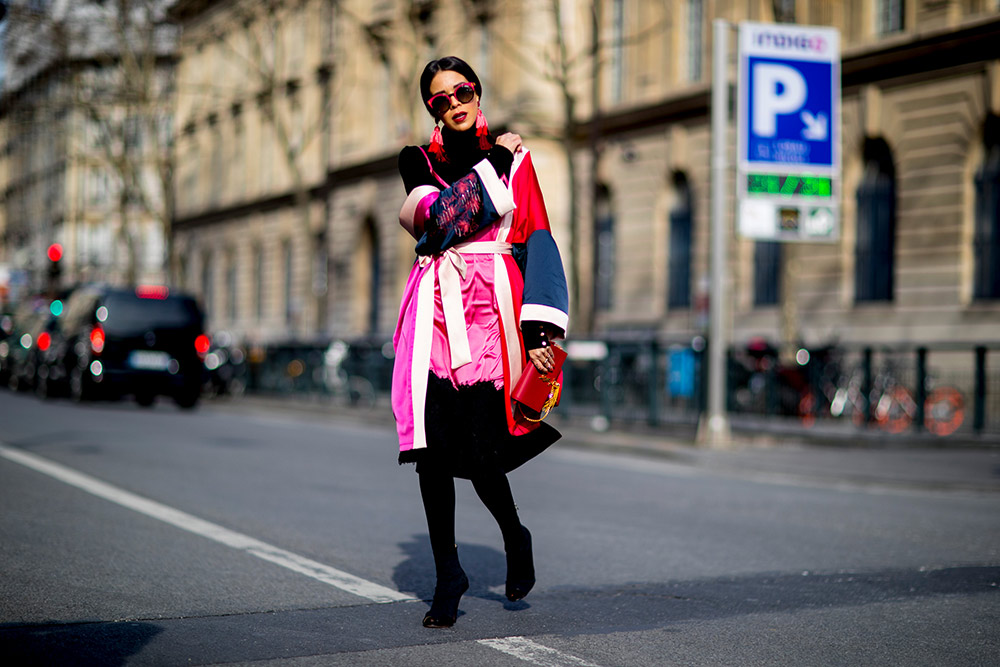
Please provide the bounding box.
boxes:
[234,336,1000,441]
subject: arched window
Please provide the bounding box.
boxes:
[974,114,1000,300]
[594,184,615,312]
[283,240,294,325]
[667,172,693,309]
[754,241,782,306]
[201,251,214,321]
[253,244,264,320]
[855,137,896,302]
[226,249,237,322]
[361,217,381,335]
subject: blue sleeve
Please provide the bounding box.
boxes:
[521,230,569,333]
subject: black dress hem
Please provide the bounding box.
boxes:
[397,373,561,478]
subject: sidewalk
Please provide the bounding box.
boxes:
[204,394,1000,495]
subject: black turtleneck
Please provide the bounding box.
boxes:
[398,126,513,194]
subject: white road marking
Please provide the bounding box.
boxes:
[478,636,604,667]
[0,443,412,604]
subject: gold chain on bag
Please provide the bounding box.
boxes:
[522,376,562,422]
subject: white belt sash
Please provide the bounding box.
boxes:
[417,241,513,370]
[409,240,514,451]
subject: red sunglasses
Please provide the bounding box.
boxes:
[426,82,476,116]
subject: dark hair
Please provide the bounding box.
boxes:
[420,56,482,118]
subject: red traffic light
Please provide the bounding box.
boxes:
[47,243,63,262]
[195,334,211,356]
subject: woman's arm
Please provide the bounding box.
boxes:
[397,142,517,254]
[507,151,570,373]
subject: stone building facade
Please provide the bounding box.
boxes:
[166,0,1000,353]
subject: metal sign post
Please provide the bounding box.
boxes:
[737,22,841,242]
[699,18,733,448]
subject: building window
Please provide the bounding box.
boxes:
[210,123,223,207]
[253,244,264,320]
[876,0,904,35]
[202,252,214,322]
[855,138,896,302]
[594,184,615,312]
[232,113,245,198]
[363,218,381,335]
[686,0,703,82]
[754,241,782,306]
[668,172,693,309]
[610,0,625,103]
[477,19,492,103]
[283,240,294,325]
[772,0,796,23]
[974,114,1000,300]
[226,251,237,322]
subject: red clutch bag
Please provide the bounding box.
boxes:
[512,345,567,421]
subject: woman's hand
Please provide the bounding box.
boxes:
[495,132,523,155]
[528,346,556,374]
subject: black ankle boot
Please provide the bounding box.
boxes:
[423,563,469,628]
[505,525,535,601]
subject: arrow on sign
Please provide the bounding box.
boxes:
[800,111,828,140]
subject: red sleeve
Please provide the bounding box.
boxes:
[510,153,552,242]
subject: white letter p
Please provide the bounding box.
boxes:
[753,63,807,137]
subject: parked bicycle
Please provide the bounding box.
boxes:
[798,352,965,435]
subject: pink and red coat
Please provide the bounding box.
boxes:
[392,149,569,455]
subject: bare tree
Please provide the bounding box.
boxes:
[485,0,666,331]
[197,0,338,333]
[3,0,178,286]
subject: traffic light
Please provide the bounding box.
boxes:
[46,243,63,282]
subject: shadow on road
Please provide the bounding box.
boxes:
[0,620,161,666]
[392,534,516,607]
[1,565,996,665]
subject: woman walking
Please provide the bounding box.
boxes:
[392,56,569,628]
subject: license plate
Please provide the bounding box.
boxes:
[128,350,171,370]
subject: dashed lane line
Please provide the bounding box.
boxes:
[0,443,412,604]
[478,636,605,667]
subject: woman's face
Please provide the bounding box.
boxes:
[429,70,479,133]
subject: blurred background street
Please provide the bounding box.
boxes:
[1,389,998,665]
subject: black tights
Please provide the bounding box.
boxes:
[419,468,524,572]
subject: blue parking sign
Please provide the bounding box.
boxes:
[738,22,840,174]
[746,57,833,167]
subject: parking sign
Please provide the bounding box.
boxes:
[737,22,840,242]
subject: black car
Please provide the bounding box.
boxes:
[0,311,16,386]
[53,285,208,408]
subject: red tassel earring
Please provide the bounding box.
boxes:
[475,109,490,150]
[428,122,447,162]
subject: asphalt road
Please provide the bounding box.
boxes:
[0,390,997,666]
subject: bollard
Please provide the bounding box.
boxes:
[648,339,660,427]
[915,347,927,433]
[600,348,615,424]
[862,348,873,425]
[974,346,986,434]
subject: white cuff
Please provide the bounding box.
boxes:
[473,159,516,216]
[520,304,569,333]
